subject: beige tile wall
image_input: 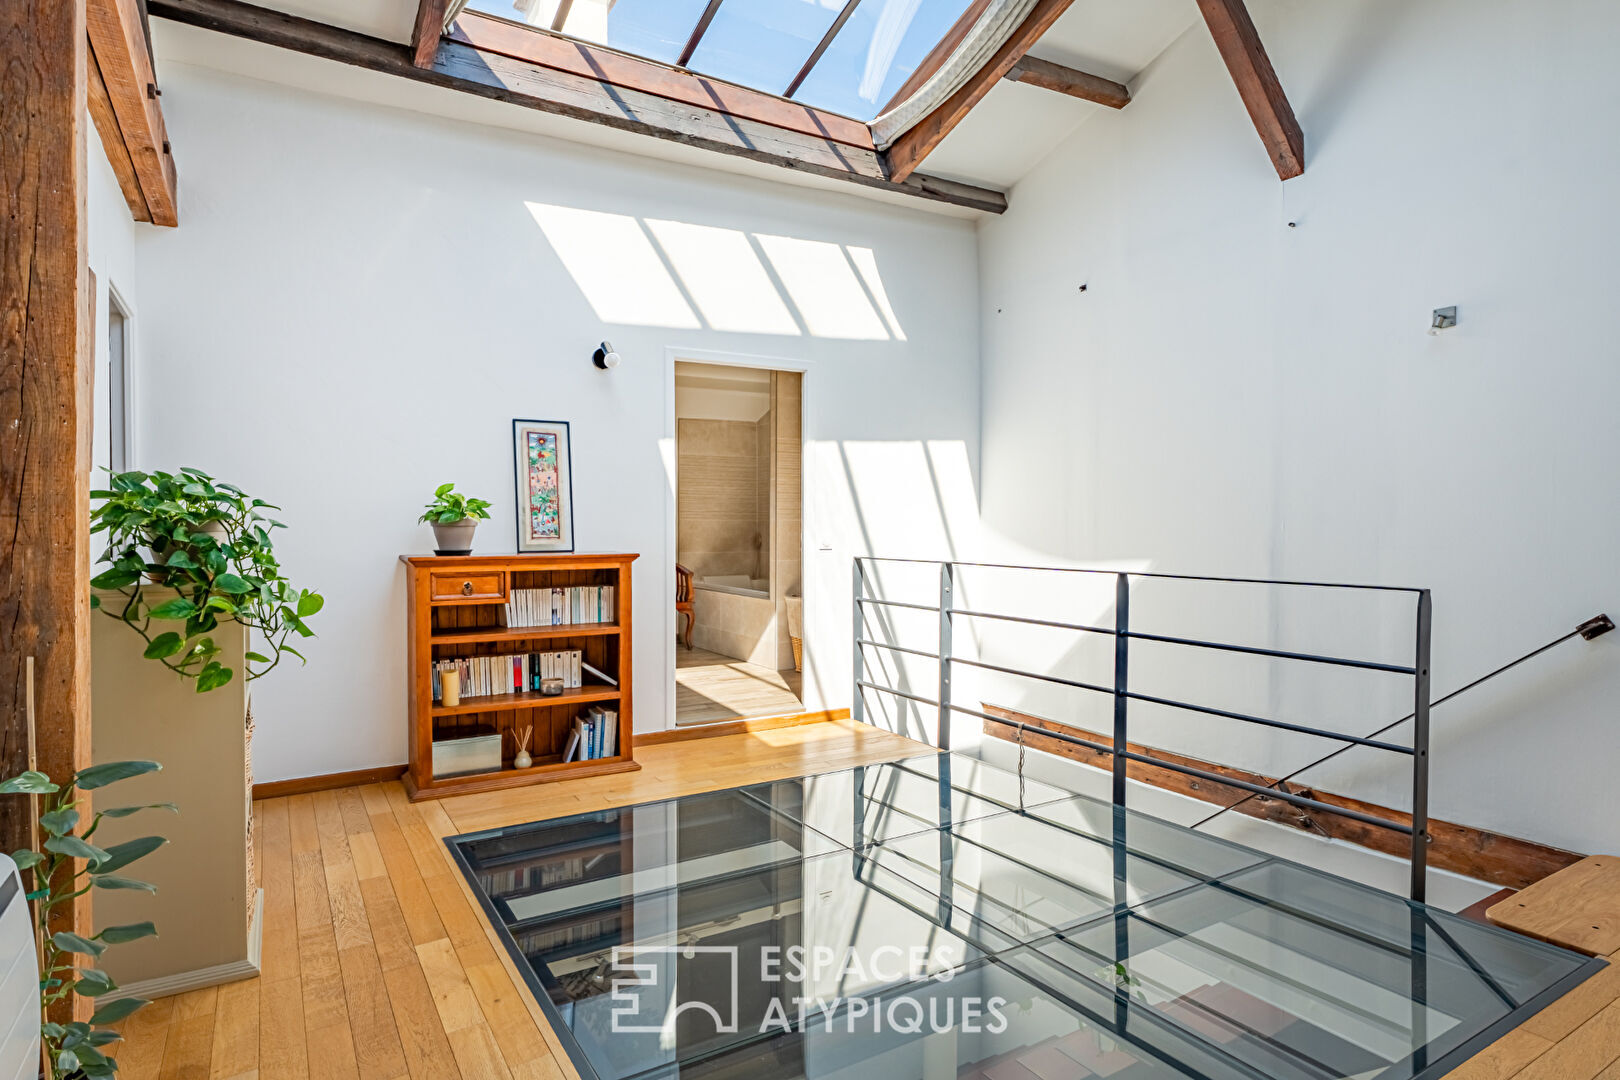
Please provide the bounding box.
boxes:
[773,372,803,670]
[677,417,767,580]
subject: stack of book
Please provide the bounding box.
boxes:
[433,649,585,700]
[505,585,615,627]
[564,706,619,762]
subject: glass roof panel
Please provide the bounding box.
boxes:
[792,0,976,120]
[461,0,714,66]
[683,0,846,104]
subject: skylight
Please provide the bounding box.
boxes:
[458,0,977,123]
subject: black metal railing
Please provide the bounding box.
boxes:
[851,558,1435,902]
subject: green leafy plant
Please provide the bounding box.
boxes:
[418,483,493,525]
[89,468,324,692]
[1,761,175,1080]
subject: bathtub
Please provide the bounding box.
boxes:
[691,577,776,665]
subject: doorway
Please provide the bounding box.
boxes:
[673,361,804,726]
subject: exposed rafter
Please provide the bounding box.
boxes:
[148,0,1008,214]
[1196,0,1303,179]
[884,0,1077,183]
[1003,54,1128,109]
[88,0,180,225]
[410,0,451,68]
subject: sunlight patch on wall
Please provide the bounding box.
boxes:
[526,203,699,328]
[647,220,801,335]
[756,235,890,340]
[850,246,907,341]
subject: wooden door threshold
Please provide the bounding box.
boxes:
[641,708,849,746]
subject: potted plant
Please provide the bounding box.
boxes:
[89,467,323,691]
[419,483,492,554]
[1,760,173,1079]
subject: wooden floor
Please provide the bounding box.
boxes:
[112,720,1619,1080]
[110,720,922,1080]
[674,646,804,726]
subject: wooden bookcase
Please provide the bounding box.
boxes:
[401,553,639,800]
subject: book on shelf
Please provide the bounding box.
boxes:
[503,585,615,629]
[432,648,591,702]
[570,706,618,761]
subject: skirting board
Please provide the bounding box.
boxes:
[253,764,407,800]
[638,708,849,746]
[120,888,264,1000]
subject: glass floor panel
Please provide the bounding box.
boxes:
[449,751,1603,1080]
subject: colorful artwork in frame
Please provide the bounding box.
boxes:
[512,419,574,552]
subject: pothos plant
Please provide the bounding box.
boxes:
[418,482,493,525]
[89,468,323,692]
[1,761,174,1080]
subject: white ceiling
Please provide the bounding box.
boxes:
[160,0,1199,207]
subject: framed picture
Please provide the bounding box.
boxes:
[512,419,575,553]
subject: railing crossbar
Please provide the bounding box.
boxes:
[1124,691,1416,755]
[855,556,1424,594]
[1126,630,1416,675]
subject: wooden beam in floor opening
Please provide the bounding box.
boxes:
[148,0,1007,214]
[88,0,181,224]
[981,705,1584,891]
[1003,54,1129,109]
[1195,0,1304,179]
[409,0,449,69]
[885,0,1079,183]
[0,0,96,1020]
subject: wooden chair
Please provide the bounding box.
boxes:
[675,564,694,649]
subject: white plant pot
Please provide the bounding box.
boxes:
[431,518,478,554]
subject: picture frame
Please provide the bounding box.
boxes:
[512,418,575,553]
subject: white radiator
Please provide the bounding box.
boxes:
[0,854,39,1080]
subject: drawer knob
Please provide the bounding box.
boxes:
[462,581,473,595]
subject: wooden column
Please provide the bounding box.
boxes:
[0,0,96,960]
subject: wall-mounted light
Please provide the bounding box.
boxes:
[1430,306,1458,334]
[592,341,621,370]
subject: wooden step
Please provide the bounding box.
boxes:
[1487,854,1620,955]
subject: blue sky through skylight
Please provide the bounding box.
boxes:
[459,0,975,122]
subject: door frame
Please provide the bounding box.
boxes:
[662,346,810,733]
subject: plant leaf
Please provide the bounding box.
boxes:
[92,875,157,893]
[91,836,167,876]
[214,573,253,594]
[244,652,270,664]
[296,591,324,618]
[97,803,178,819]
[9,849,43,869]
[0,771,59,795]
[143,632,186,660]
[75,760,161,790]
[74,969,118,996]
[97,922,157,944]
[87,1029,123,1046]
[39,807,79,836]
[52,932,107,957]
[195,664,234,693]
[44,835,110,864]
[147,597,196,620]
[56,1049,80,1074]
[89,997,150,1025]
[89,568,140,590]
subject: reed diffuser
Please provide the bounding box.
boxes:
[512,724,534,769]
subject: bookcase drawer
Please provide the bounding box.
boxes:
[431,570,506,603]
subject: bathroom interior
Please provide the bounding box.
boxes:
[674,361,804,726]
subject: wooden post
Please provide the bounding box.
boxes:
[0,0,97,1013]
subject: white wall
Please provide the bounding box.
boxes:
[134,61,981,783]
[88,117,139,489]
[974,0,1620,854]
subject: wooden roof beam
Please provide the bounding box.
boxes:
[884,0,1077,183]
[88,0,180,224]
[148,0,1008,215]
[1003,55,1128,109]
[1196,0,1303,179]
[410,0,450,68]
